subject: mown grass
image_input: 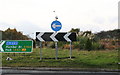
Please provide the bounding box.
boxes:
[2,48,119,69]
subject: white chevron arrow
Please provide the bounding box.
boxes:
[37,32,45,41]
[0,41,5,52]
[52,24,61,28]
[50,32,58,42]
[64,33,71,42]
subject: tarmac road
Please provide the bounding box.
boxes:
[1,69,119,75]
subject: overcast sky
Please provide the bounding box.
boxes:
[0,0,119,38]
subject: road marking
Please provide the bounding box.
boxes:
[4,74,30,75]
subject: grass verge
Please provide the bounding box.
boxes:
[2,48,119,69]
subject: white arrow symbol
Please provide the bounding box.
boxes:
[52,24,61,28]
[50,32,58,42]
[0,41,5,52]
[37,32,45,41]
[64,33,71,42]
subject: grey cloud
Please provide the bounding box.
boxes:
[93,17,105,24]
[16,21,44,34]
[109,17,118,24]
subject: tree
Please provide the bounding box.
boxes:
[2,28,29,40]
[69,28,80,34]
[95,29,120,39]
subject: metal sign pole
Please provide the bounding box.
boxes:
[70,42,72,59]
[55,31,58,60]
[40,42,42,60]
[51,12,61,60]
[55,42,58,60]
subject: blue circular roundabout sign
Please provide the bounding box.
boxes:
[51,20,62,31]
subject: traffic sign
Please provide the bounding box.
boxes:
[0,40,33,53]
[36,32,76,42]
[51,21,62,31]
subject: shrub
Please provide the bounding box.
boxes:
[85,39,92,51]
[63,44,74,49]
[92,42,101,50]
[49,42,55,48]
[73,42,80,49]
[49,42,66,49]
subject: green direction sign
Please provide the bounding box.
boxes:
[0,40,33,53]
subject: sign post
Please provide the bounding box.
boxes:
[55,41,58,60]
[51,20,62,60]
[0,40,33,53]
[40,42,42,60]
[70,42,72,59]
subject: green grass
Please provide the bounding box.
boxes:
[2,48,119,69]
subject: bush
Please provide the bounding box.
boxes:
[58,42,66,48]
[73,42,80,49]
[92,42,101,50]
[85,39,92,51]
[78,36,88,50]
[49,36,105,50]
[73,36,105,50]
[63,44,74,49]
[49,42,66,48]
[49,42,55,48]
